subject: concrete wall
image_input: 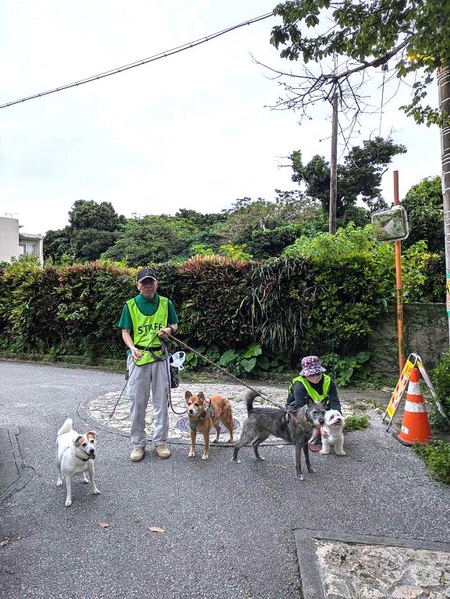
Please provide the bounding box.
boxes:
[0,217,20,262]
[368,303,448,376]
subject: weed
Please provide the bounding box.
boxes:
[414,440,450,485]
[344,414,370,432]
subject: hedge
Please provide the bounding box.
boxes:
[0,254,392,368]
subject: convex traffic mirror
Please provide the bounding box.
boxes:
[371,205,409,242]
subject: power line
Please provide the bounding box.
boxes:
[0,12,274,110]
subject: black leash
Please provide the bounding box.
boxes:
[161,339,188,415]
[166,333,287,411]
[109,332,287,421]
[108,376,130,420]
[108,337,187,420]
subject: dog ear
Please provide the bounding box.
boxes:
[74,435,84,447]
[198,392,205,401]
[185,391,192,399]
[86,431,97,440]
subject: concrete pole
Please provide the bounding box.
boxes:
[393,171,405,372]
[329,93,338,234]
[438,64,450,344]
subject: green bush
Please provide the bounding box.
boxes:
[322,351,371,387]
[414,441,450,485]
[430,351,450,432]
[402,241,445,303]
[183,342,285,378]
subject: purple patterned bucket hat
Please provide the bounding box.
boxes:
[299,355,326,377]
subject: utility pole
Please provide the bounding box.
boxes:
[329,92,338,234]
[438,64,450,345]
[393,171,405,371]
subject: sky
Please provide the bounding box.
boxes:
[0,0,442,236]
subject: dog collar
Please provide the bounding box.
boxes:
[76,454,90,462]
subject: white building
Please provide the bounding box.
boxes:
[0,216,44,264]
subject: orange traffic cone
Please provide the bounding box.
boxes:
[393,367,431,446]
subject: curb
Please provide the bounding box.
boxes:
[294,529,450,599]
[0,427,34,502]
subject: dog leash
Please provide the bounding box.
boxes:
[110,331,290,420]
[161,339,188,416]
[108,376,130,420]
[108,336,187,420]
[166,332,288,410]
[307,427,323,452]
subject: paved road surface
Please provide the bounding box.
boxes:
[1,361,449,598]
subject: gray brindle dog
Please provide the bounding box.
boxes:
[233,390,326,480]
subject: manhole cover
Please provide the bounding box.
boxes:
[176,417,241,435]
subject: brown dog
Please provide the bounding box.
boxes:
[185,391,234,460]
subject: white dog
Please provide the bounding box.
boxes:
[56,418,100,507]
[319,410,346,456]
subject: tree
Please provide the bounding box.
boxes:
[270,0,449,127]
[102,215,197,266]
[402,176,444,253]
[290,137,406,220]
[175,208,226,230]
[43,226,73,263]
[219,192,322,246]
[270,0,450,340]
[44,200,126,263]
[68,200,125,232]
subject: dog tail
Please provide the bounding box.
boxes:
[245,390,263,414]
[57,418,73,436]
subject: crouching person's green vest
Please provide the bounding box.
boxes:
[126,296,169,366]
[288,374,331,403]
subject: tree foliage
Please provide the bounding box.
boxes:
[218,192,321,246]
[290,137,406,219]
[270,0,450,126]
[43,226,74,263]
[101,215,197,266]
[402,176,444,253]
[43,168,440,266]
[44,200,125,263]
[68,200,125,231]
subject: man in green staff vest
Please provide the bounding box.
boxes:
[286,355,342,413]
[118,267,179,462]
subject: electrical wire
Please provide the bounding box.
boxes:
[0,12,274,110]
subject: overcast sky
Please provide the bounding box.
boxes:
[0,0,442,236]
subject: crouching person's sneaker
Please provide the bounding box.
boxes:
[155,444,171,459]
[130,446,145,462]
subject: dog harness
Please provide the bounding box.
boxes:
[189,403,215,431]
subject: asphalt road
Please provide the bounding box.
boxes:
[0,361,449,599]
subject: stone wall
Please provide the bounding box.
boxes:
[368,303,448,376]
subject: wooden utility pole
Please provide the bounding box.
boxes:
[438,64,450,344]
[329,93,338,234]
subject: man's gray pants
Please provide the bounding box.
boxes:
[127,357,170,448]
